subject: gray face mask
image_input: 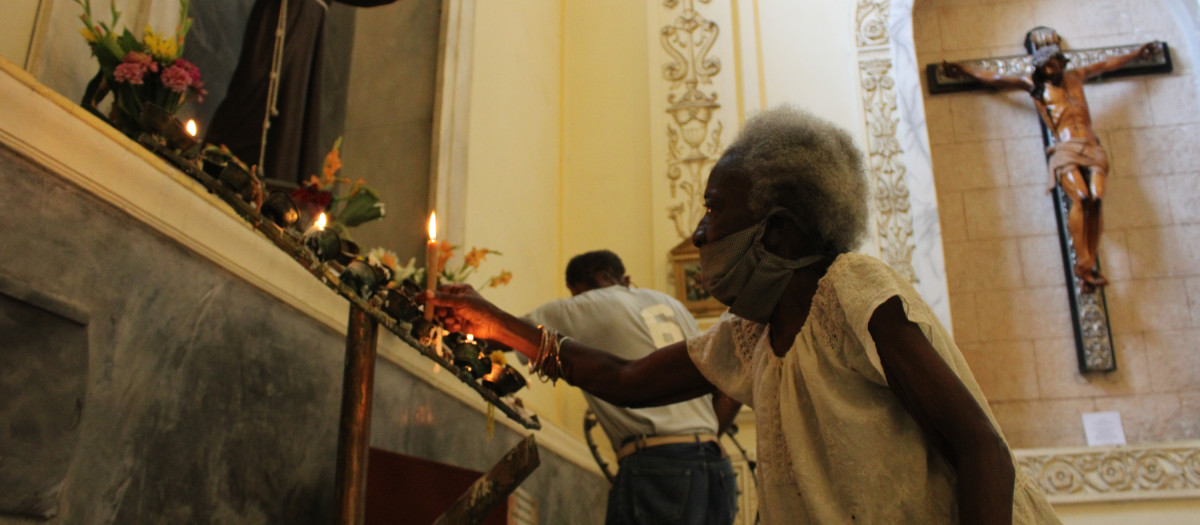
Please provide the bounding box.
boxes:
[698,209,824,323]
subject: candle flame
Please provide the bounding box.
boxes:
[427,211,437,241]
[185,119,197,137]
[465,334,474,343]
[483,363,502,382]
[315,212,327,231]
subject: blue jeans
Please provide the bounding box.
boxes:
[605,442,738,525]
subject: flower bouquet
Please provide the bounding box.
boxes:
[290,138,386,233]
[76,0,206,140]
[371,244,511,327]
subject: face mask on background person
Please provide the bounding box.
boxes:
[698,208,824,323]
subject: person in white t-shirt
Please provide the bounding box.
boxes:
[524,250,740,525]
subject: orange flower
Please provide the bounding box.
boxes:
[464,247,490,269]
[487,270,513,288]
[323,145,342,181]
[437,240,456,270]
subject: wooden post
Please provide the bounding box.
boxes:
[432,435,541,525]
[335,304,379,525]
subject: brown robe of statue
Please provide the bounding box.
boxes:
[205,0,396,186]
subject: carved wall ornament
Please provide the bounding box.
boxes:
[853,0,918,284]
[859,58,918,282]
[661,0,724,240]
[856,0,891,49]
[1017,443,1200,501]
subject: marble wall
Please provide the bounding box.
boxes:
[0,146,606,524]
[915,0,1200,448]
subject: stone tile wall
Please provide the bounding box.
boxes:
[916,0,1200,448]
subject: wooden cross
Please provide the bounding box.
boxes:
[926,27,1173,373]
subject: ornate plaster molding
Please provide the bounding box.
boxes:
[662,0,723,240]
[858,58,918,282]
[855,1,917,283]
[856,0,891,49]
[1016,442,1200,502]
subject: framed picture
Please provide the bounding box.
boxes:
[669,239,725,318]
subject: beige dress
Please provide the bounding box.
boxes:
[687,253,1059,524]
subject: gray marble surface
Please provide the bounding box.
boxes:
[0,146,606,524]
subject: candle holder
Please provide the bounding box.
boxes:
[482,364,528,397]
[217,163,262,205]
[139,103,199,154]
[340,260,392,299]
[261,191,300,228]
[410,317,439,347]
[447,333,489,379]
[336,238,360,266]
[200,149,226,179]
[383,279,424,323]
[303,227,342,262]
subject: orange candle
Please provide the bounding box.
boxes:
[425,211,438,321]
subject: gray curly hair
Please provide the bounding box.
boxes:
[721,106,868,256]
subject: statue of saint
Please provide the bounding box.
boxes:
[205,0,398,186]
[943,33,1158,292]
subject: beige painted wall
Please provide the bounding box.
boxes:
[561,0,654,289]
[0,0,41,67]
[917,0,1200,449]
[461,0,574,430]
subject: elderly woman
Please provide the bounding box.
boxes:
[428,107,1059,524]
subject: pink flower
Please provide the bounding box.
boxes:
[114,62,147,84]
[113,52,158,85]
[160,63,193,93]
[123,51,158,70]
[171,58,203,88]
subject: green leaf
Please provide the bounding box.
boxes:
[336,187,386,227]
[118,29,141,54]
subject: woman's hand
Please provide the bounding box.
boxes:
[424,283,507,342]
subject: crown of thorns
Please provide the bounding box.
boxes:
[1032,45,1068,67]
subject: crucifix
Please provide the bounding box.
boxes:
[926,27,1173,373]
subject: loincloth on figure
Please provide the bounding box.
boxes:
[1046,138,1109,183]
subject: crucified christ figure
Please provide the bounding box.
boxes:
[944,39,1159,293]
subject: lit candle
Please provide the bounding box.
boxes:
[303,212,341,262]
[185,119,198,137]
[425,211,438,321]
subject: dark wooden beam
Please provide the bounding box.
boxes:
[926,42,1172,95]
[432,435,541,525]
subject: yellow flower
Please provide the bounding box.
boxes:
[487,270,513,288]
[79,26,98,44]
[464,247,490,269]
[143,26,178,61]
